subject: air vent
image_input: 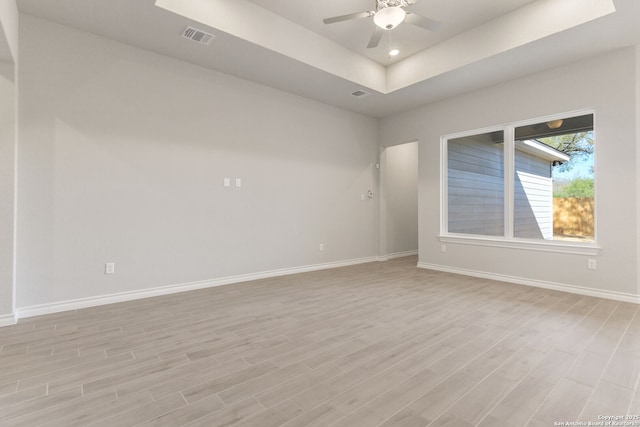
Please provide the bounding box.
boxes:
[351,90,371,98]
[182,26,215,45]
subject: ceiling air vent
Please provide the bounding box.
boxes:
[182,26,215,45]
[351,90,371,99]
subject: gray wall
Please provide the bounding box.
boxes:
[380,48,638,297]
[382,141,418,256]
[16,15,379,309]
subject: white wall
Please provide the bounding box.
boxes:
[637,45,640,302]
[16,15,379,310]
[0,0,18,65]
[0,68,15,318]
[381,141,418,256]
[13,14,640,316]
[380,48,638,299]
[0,0,17,320]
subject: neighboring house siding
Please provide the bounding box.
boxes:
[514,149,553,239]
[447,134,504,236]
[448,136,554,239]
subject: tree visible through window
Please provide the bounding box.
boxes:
[542,130,594,242]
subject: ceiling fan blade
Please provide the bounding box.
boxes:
[323,11,374,24]
[405,12,442,32]
[367,26,384,49]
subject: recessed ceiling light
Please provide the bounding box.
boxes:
[389,49,400,57]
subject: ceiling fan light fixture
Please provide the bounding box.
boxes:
[374,6,406,30]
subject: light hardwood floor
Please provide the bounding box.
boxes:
[1,256,639,426]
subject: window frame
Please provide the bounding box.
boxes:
[440,109,599,256]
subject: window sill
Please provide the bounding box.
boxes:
[439,235,601,256]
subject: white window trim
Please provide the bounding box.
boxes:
[438,235,600,256]
[440,109,599,256]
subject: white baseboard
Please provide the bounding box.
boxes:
[418,262,640,304]
[15,256,380,320]
[377,250,418,262]
[0,313,16,327]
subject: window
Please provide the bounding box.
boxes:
[442,112,596,252]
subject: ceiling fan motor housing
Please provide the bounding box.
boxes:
[322,0,438,49]
[376,0,412,12]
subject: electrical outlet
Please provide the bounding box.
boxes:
[223,178,230,187]
[105,262,115,275]
[235,178,242,188]
[587,259,596,270]
[319,243,324,251]
[441,244,447,253]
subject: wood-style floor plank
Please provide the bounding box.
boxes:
[0,256,636,426]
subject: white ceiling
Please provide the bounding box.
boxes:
[15,0,640,118]
[245,0,537,65]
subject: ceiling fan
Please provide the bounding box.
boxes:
[323,0,441,49]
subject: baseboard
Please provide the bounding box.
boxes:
[378,250,418,262]
[0,313,16,327]
[15,256,380,320]
[418,262,640,304]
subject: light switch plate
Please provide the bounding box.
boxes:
[105,262,115,274]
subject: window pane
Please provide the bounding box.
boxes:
[514,114,594,242]
[448,131,504,236]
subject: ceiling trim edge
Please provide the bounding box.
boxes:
[155,0,616,96]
